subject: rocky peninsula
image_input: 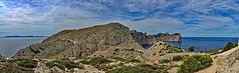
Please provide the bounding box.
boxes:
[0,23,237,73]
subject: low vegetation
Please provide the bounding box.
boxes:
[106,64,167,73]
[220,41,237,53]
[80,57,112,65]
[46,60,83,70]
[167,46,184,53]
[178,55,213,73]
[17,59,38,68]
[206,41,237,55]
[206,49,220,55]
[186,46,199,52]
[172,55,184,61]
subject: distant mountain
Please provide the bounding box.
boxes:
[0,36,47,38]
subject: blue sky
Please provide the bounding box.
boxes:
[0,0,239,37]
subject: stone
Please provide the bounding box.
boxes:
[50,66,64,73]
[34,62,50,73]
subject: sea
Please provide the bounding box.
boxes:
[166,37,238,51]
[0,37,46,57]
[0,37,237,57]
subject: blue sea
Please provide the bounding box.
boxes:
[166,37,238,51]
[0,37,237,56]
[0,37,45,57]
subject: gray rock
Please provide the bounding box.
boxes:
[50,66,64,73]
[34,62,50,73]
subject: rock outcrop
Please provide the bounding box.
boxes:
[0,54,4,61]
[130,30,157,49]
[150,33,182,42]
[215,46,239,73]
[14,23,144,59]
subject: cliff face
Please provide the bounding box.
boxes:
[14,23,144,59]
[150,33,182,42]
[130,30,157,49]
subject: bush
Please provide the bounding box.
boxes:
[187,46,199,52]
[172,55,183,61]
[80,57,111,65]
[129,59,141,63]
[158,59,170,63]
[17,59,38,68]
[207,49,220,55]
[221,42,237,53]
[46,60,83,70]
[177,55,213,73]
[106,64,167,73]
[110,56,126,61]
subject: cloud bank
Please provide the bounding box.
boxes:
[0,0,239,37]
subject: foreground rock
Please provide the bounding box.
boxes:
[215,46,239,73]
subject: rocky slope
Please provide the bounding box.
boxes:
[150,33,182,42]
[15,23,144,59]
[215,46,239,73]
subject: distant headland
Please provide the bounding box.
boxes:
[0,36,47,38]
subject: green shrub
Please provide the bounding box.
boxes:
[207,49,220,55]
[158,59,170,63]
[110,56,126,61]
[80,57,111,65]
[172,55,183,61]
[106,64,167,73]
[17,59,38,68]
[187,46,199,52]
[177,55,213,73]
[129,59,141,63]
[46,60,83,70]
[221,42,237,53]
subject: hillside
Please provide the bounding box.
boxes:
[15,23,144,59]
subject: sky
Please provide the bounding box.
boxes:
[0,0,239,37]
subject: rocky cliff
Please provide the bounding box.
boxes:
[15,23,144,59]
[130,30,157,49]
[150,33,182,42]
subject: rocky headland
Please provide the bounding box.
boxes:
[150,33,182,42]
[0,23,236,73]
